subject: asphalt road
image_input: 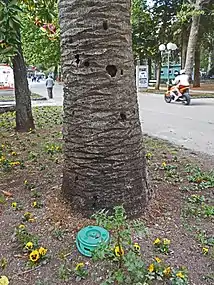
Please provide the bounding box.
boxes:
[2,82,214,155]
[138,93,214,155]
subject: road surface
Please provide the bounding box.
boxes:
[1,81,214,155]
[138,93,214,155]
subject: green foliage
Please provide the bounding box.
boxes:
[92,206,189,285]
[183,194,214,218]
[0,0,22,57]
[185,164,214,189]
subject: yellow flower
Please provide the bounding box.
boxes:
[202,247,209,255]
[24,212,32,220]
[10,161,20,166]
[11,202,17,209]
[162,161,167,168]
[114,246,124,257]
[154,257,162,263]
[24,180,28,185]
[148,263,155,273]
[163,238,170,245]
[0,276,9,285]
[176,271,185,279]
[0,156,5,162]
[38,247,47,256]
[163,266,171,276]
[133,243,141,252]
[29,250,40,262]
[11,151,17,156]
[28,218,35,223]
[1,144,5,148]
[153,238,161,245]
[32,201,37,207]
[18,224,25,229]
[75,262,84,271]
[25,242,34,250]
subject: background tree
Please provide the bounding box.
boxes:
[21,3,60,72]
[184,0,211,78]
[0,0,35,132]
[59,0,148,217]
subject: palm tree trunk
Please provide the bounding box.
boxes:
[12,42,35,132]
[59,0,148,217]
[185,0,203,78]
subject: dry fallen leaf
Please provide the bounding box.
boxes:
[1,191,13,198]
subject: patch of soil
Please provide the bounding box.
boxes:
[0,107,213,285]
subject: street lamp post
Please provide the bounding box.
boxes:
[159,43,177,85]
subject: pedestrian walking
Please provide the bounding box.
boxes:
[46,75,54,99]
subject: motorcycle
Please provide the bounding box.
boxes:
[164,84,191,105]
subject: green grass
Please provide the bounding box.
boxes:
[0,92,46,102]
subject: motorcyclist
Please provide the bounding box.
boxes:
[172,69,190,100]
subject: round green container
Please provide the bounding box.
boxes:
[76,226,110,257]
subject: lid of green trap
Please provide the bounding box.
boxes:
[77,226,109,246]
[76,226,110,257]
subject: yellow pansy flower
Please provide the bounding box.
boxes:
[18,224,25,229]
[38,247,47,256]
[75,262,84,271]
[25,242,34,250]
[133,243,141,251]
[148,263,155,273]
[163,266,171,276]
[29,250,40,262]
[176,271,185,279]
[153,238,161,245]
[11,202,17,209]
[162,161,167,168]
[163,238,170,245]
[202,247,209,255]
[114,245,124,257]
[154,257,161,263]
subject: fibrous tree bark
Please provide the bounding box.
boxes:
[59,0,148,217]
[12,42,35,132]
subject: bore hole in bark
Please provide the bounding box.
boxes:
[120,112,127,121]
[75,175,78,182]
[103,20,108,30]
[133,109,136,114]
[84,61,90,67]
[92,195,98,208]
[106,65,117,77]
[121,69,123,75]
[75,54,80,65]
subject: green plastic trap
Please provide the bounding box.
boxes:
[76,226,110,257]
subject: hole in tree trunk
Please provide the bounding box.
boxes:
[75,175,78,182]
[121,69,123,75]
[120,112,127,121]
[84,61,90,67]
[103,21,108,30]
[92,195,98,208]
[106,65,117,77]
[75,54,80,65]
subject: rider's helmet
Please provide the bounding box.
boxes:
[180,69,186,75]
